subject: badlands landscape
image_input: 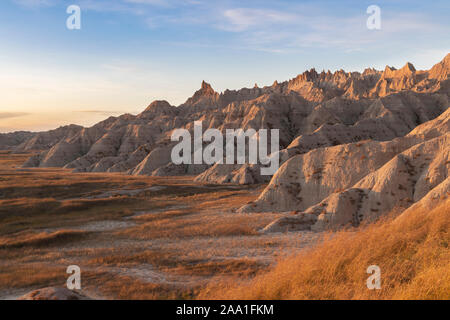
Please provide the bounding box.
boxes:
[0,54,449,299]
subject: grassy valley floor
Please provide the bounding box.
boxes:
[0,151,319,299]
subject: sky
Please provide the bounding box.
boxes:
[0,0,449,132]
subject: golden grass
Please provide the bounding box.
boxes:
[0,262,109,297]
[86,248,265,277]
[199,199,450,300]
[0,264,67,290]
[0,153,274,299]
[0,230,89,249]
[0,197,136,235]
[171,258,265,277]
[91,273,198,300]
[8,152,447,300]
[119,214,261,239]
[87,248,183,268]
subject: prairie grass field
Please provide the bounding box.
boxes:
[0,151,319,299]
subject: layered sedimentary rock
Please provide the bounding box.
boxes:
[251,109,449,232]
[1,55,449,231]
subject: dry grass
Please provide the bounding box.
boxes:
[87,248,184,268]
[0,264,67,290]
[0,152,272,299]
[199,199,450,300]
[91,273,199,300]
[0,197,136,235]
[119,214,261,239]
[0,230,89,249]
[7,152,447,300]
[87,248,265,277]
[171,258,265,277]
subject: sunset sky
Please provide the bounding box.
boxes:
[1,0,449,132]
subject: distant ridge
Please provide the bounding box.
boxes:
[1,54,449,230]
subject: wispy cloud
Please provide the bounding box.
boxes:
[76,0,146,15]
[76,0,172,15]
[0,112,30,119]
[210,6,447,53]
[220,8,298,32]
[13,0,54,7]
[101,63,136,73]
[14,0,444,54]
[124,0,169,6]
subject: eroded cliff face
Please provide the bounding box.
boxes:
[2,55,449,231]
[245,109,449,232]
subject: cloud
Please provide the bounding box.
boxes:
[77,0,145,15]
[221,8,298,32]
[13,0,54,7]
[124,0,168,5]
[209,6,448,53]
[101,64,136,73]
[76,0,170,15]
[0,112,30,119]
[10,0,449,55]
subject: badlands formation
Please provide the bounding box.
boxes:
[2,54,449,231]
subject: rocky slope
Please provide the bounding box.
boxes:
[251,108,449,232]
[0,54,449,231]
[1,54,446,177]
[18,287,92,300]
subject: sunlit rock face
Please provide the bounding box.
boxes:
[2,55,449,231]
